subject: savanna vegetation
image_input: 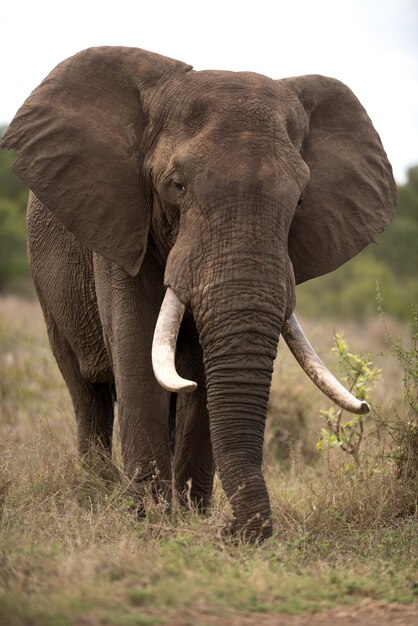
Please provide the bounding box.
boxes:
[0,299,417,625]
[0,126,417,624]
[0,142,30,294]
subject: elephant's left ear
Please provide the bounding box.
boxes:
[281,75,396,284]
[0,47,192,276]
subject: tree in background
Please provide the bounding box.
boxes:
[374,165,418,278]
[0,129,29,292]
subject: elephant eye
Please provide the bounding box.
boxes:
[164,178,187,208]
[298,193,304,205]
[172,179,186,193]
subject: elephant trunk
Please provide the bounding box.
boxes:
[152,284,279,539]
[193,281,284,540]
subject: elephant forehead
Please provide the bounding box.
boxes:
[167,70,285,131]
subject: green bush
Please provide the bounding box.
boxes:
[0,197,28,291]
[0,126,29,292]
[0,146,28,208]
[297,251,418,321]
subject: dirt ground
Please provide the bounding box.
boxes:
[150,600,418,626]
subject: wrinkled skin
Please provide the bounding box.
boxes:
[1,47,396,541]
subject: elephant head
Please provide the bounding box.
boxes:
[1,47,396,540]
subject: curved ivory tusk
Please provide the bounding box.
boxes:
[281,314,370,415]
[152,288,198,393]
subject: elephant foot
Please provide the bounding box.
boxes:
[220,515,273,544]
[127,492,171,521]
[124,473,172,521]
[219,518,238,542]
[175,482,212,515]
[79,448,120,485]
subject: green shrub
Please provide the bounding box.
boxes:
[316,332,381,464]
[297,251,418,322]
[384,307,418,491]
[0,129,29,293]
[0,197,29,291]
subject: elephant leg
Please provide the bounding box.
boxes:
[44,312,114,460]
[93,253,172,512]
[27,197,115,464]
[173,317,215,512]
[117,382,172,511]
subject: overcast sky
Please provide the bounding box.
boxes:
[1,0,417,182]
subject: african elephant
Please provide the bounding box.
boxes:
[1,47,396,541]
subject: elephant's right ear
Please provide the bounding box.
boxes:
[0,47,191,275]
[280,75,396,285]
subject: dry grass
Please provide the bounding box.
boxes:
[0,296,417,625]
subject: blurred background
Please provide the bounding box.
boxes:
[0,0,417,319]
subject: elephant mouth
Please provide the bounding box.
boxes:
[152,287,370,416]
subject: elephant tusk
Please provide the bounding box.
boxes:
[152,288,198,393]
[281,313,370,415]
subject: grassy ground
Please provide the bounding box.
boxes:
[0,296,417,626]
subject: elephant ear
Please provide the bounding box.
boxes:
[0,47,191,275]
[282,75,396,284]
